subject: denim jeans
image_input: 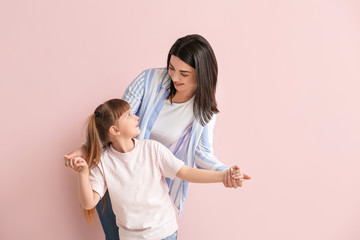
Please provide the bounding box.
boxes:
[96,190,119,240]
[162,231,178,240]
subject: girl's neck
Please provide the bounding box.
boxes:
[111,138,135,153]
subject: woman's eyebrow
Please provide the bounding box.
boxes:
[169,62,192,73]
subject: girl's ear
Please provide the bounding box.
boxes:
[109,126,121,136]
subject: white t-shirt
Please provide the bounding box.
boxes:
[149,97,195,146]
[89,139,184,240]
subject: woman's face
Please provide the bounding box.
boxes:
[168,55,197,96]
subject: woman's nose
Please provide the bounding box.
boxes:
[172,72,181,82]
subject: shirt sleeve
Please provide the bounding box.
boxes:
[89,162,107,198]
[155,141,184,179]
[194,114,229,171]
[122,70,146,115]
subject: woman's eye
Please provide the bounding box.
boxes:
[181,74,188,77]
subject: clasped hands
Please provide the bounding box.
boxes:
[223,165,251,188]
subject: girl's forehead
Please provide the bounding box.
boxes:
[120,109,131,117]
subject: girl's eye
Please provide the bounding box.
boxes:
[181,73,188,77]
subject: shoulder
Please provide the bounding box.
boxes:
[139,68,170,88]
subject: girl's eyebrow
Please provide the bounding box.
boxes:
[169,62,192,74]
[122,109,131,116]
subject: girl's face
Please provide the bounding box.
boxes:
[115,109,140,138]
[168,55,197,96]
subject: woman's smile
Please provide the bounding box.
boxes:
[173,81,184,87]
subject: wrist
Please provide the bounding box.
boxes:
[79,169,89,177]
[221,171,226,182]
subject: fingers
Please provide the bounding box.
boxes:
[243,173,251,180]
[235,178,244,187]
[229,168,238,188]
[231,168,243,179]
[223,170,230,188]
[229,165,252,188]
[226,169,234,188]
[64,157,87,171]
[64,145,87,161]
[223,166,252,189]
[232,165,241,171]
[64,152,77,160]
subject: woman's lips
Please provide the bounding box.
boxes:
[174,82,184,87]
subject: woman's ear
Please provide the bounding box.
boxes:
[109,126,121,136]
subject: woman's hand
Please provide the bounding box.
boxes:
[64,156,88,173]
[223,165,251,188]
[64,144,87,161]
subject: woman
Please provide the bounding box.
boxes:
[65,34,248,239]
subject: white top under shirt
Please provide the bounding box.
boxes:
[149,96,195,146]
[89,139,184,240]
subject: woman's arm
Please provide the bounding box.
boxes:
[64,144,87,162]
[194,115,227,171]
[194,115,248,188]
[122,70,146,115]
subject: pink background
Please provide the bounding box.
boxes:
[1,1,359,239]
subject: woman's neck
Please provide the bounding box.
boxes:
[172,91,195,103]
[111,138,135,153]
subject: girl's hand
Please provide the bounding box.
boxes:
[64,157,88,173]
[223,165,251,188]
[64,144,87,161]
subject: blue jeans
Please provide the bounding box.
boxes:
[96,190,119,240]
[162,231,178,240]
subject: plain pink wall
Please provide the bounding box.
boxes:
[1,1,359,239]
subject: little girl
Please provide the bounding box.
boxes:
[65,99,250,240]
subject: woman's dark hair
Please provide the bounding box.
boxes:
[84,98,130,224]
[167,34,219,126]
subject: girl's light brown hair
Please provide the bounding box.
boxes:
[84,99,130,224]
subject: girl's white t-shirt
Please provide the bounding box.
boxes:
[149,97,195,146]
[89,139,184,240]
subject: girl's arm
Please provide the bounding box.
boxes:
[78,171,101,210]
[67,157,101,210]
[176,165,226,183]
[176,165,251,184]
